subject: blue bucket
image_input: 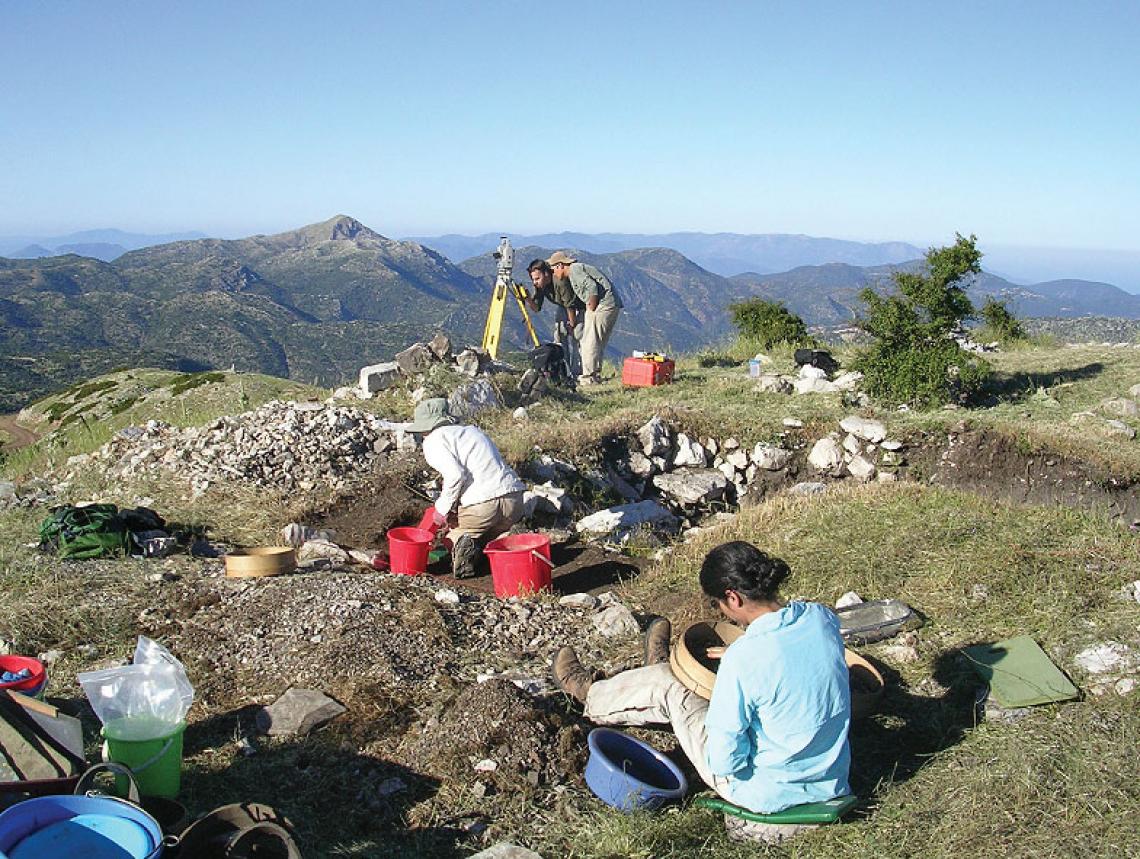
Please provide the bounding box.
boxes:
[0,794,166,859]
[584,728,688,811]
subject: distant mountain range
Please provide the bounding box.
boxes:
[1,215,1138,411]
[0,229,208,262]
[408,231,925,277]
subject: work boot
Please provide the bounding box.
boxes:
[552,646,593,703]
[643,616,672,666]
[452,534,480,579]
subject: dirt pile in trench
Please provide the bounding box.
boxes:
[397,678,587,789]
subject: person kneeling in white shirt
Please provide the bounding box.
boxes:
[408,398,526,578]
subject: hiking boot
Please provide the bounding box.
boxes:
[552,646,593,703]
[452,534,480,579]
[644,616,672,666]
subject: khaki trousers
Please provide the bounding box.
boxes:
[451,490,525,542]
[583,662,732,799]
[579,303,621,382]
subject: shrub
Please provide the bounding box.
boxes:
[855,234,991,407]
[728,298,812,350]
[979,296,1027,342]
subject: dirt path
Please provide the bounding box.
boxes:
[0,414,42,451]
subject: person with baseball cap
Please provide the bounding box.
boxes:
[408,398,525,578]
[546,251,624,386]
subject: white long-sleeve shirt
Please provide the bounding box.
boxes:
[422,424,525,517]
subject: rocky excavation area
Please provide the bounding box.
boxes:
[4,348,1139,856]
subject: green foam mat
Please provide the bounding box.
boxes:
[964,635,1078,708]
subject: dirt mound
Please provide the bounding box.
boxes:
[398,679,587,789]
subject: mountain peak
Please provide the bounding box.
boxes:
[325,215,374,241]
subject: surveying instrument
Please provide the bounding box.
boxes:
[481,236,540,359]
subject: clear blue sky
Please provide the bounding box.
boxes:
[2,1,1137,257]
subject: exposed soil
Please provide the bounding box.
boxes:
[909,424,1140,525]
[0,415,43,451]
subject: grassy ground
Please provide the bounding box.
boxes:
[1,345,1138,857]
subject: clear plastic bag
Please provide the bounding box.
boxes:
[78,636,194,740]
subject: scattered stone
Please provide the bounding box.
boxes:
[281,523,336,547]
[846,455,876,482]
[524,483,571,517]
[1130,383,1140,399]
[751,443,791,471]
[449,378,504,419]
[592,604,640,638]
[722,438,740,451]
[832,370,864,391]
[782,418,803,428]
[705,437,719,456]
[1120,581,1140,604]
[256,688,346,736]
[1115,678,1137,696]
[673,433,707,468]
[427,333,453,361]
[395,343,435,376]
[880,439,904,451]
[879,643,919,663]
[880,450,905,468]
[435,589,461,605]
[807,437,844,471]
[1105,419,1136,439]
[558,593,598,610]
[627,451,655,478]
[37,649,63,665]
[377,777,408,797]
[297,540,349,565]
[359,361,400,395]
[1099,397,1139,418]
[237,736,258,757]
[455,348,484,377]
[839,416,886,443]
[842,434,862,455]
[876,471,898,483]
[717,461,738,482]
[636,416,672,457]
[793,377,838,394]
[576,500,678,535]
[469,844,543,859]
[473,759,498,773]
[835,591,863,609]
[330,386,359,401]
[1073,642,1133,674]
[512,406,528,421]
[799,364,828,380]
[756,374,793,394]
[652,469,729,505]
[789,482,827,496]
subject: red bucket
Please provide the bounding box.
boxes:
[484,533,553,598]
[0,655,47,698]
[387,527,434,575]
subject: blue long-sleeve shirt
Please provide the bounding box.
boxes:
[704,601,852,812]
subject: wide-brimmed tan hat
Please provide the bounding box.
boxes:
[406,397,454,433]
[546,251,577,267]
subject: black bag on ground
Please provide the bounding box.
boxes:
[793,348,840,375]
[530,342,570,386]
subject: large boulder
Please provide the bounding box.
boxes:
[637,416,672,457]
[427,333,453,361]
[751,443,792,471]
[652,468,729,506]
[808,437,844,471]
[576,500,678,535]
[359,361,400,395]
[395,343,435,375]
[448,378,503,419]
[455,347,488,377]
[839,416,887,443]
[673,433,707,467]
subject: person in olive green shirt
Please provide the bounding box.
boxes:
[524,258,584,379]
[546,251,623,386]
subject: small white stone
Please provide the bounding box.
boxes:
[782,418,803,428]
[512,406,528,421]
[1114,678,1137,696]
[435,589,461,605]
[473,759,498,773]
[835,591,863,609]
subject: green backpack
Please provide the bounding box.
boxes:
[38,504,132,560]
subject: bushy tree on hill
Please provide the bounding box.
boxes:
[979,296,1027,343]
[855,233,991,408]
[729,297,812,350]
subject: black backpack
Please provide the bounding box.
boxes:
[530,342,570,386]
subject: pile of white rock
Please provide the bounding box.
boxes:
[806,416,906,483]
[63,400,412,496]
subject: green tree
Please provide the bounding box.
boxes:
[728,298,812,350]
[855,234,991,408]
[979,296,1027,342]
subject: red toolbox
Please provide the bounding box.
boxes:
[622,356,675,387]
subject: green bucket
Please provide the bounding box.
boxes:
[101,717,186,799]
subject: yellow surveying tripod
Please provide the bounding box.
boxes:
[481,236,540,359]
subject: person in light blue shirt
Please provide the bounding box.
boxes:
[553,541,851,813]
